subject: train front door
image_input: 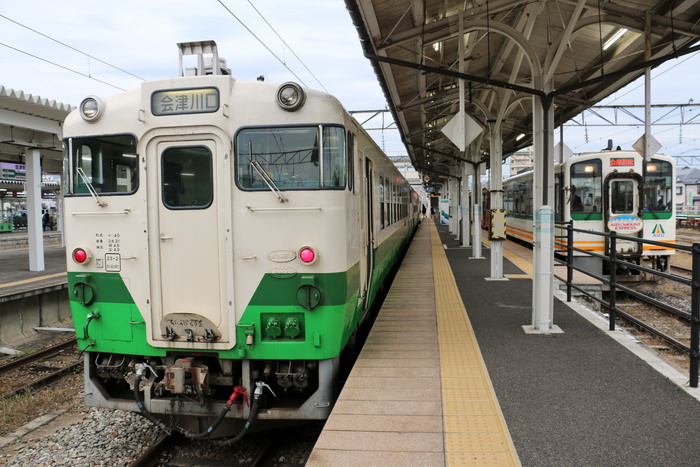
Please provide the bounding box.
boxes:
[605,175,642,257]
[149,137,230,344]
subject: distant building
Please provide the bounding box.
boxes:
[676,166,700,207]
[508,149,534,176]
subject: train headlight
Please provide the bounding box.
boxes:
[79,96,104,122]
[276,82,305,111]
[298,246,317,265]
[72,247,92,265]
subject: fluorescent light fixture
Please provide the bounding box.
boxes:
[123,154,137,159]
[516,133,525,141]
[181,173,195,177]
[603,28,628,51]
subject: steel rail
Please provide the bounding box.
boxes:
[128,433,182,467]
[0,338,76,374]
[1,361,82,400]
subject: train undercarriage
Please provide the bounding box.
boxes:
[83,352,339,437]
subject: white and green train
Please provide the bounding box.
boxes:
[63,42,419,437]
[501,150,675,274]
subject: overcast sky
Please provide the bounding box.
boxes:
[1,1,699,163]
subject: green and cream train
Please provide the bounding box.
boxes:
[502,150,675,274]
[62,44,419,437]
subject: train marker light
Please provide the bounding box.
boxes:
[72,247,91,264]
[79,96,105,122]
[276,82,306,111]
[299,246,316,264]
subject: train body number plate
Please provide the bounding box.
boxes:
[105,253,121,272]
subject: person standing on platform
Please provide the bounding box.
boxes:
[42,211,50,230]
[421,204,427,219]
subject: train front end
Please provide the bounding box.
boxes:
[63,62,362,434]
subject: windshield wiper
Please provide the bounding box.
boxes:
[76,167,108,207]
[250,160,288,203]
[249,140,287,203]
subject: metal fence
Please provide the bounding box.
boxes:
[678,205,700,216]
[553,221,700,388]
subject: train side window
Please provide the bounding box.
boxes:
[643,160,673,212]
[161,146,213,209]
[379,174,385,229]
[570,160,602,216]
[386,179,391,226]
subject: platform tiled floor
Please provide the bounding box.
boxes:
[307,222,519,466]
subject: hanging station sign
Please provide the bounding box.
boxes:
[0,163,26,181]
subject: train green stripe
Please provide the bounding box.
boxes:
[67,223,416,359]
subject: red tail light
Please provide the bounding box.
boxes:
[72,248,89,264]
[299,247,316,264]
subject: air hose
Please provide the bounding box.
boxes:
[133,365,266,442]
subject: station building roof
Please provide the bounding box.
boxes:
[346,0,700,186]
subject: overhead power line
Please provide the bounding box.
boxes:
[0,42,126,92]
[216,0,309,87]
[245,0,328,92]
[0,14,145,81]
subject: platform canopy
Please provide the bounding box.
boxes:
[346,0,700,186]
[0,85,73,190]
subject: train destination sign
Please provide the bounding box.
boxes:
[610,158,635,167]
[607,215,644,234]
[151,87,219,116]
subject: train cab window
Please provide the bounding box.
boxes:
[643,160,673,212]
[161,146,213,209]
[65,134,138,196]
[570,160,602,217]
[235,126,345,190]
[323,127,346,188]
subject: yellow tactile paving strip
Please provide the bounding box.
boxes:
[431,223,521,466]
[307,222,519,466]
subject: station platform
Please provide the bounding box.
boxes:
[0,244,66,300]
[308,220,700,466]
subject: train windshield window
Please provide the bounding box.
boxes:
[236,126,345,190]
[67,135,138,196]
[161,146,213,209]
[570,160,602,215]
[643,160,673,212]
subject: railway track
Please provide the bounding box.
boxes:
[612,280,693,370]
[129,433,276,467]
[129,425,317,467]
[0,338,82,399]
[670,263,692,277]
